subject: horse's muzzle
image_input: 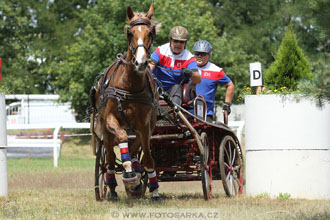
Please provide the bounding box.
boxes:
[135,60,148,73]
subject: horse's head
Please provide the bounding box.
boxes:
[126,4,155,73]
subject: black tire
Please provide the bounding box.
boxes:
[200,132,212,200]
[219,135,244,197]
[95,142,107,201]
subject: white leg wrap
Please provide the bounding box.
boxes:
[152,188,159,197]
[122,161,132,172]
[144,167,154,172]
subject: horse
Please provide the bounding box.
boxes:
[90,3,160,202]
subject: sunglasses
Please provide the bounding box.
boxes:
[172,39,186,44]
[194,52,208,57]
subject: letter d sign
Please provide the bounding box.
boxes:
[249,62,262,87]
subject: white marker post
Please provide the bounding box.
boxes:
[0,93,8,197]
[249,62,262,94]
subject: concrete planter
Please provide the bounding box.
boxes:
[245,94,330,199]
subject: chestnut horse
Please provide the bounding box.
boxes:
[91,4,160,201]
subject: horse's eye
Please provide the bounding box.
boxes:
[148,29,155,38]
[126,28,133,39]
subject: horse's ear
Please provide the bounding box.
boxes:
[146,3,154,19]
[127,6,134,21]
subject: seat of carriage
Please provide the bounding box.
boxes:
[157,82,207,126]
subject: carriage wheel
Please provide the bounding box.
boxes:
[95,142,107,201]
[219,135,244,197]
[200,132,212,200]
[125,171,148,198]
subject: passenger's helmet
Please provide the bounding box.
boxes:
[193,40,212,54]
[169,26,189,41]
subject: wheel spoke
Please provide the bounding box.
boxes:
[233,175,240,185]
[233,176,238,195]
[230,175,234,195]
[224,145,229,161]
[231,145,236,165]
[232,165,240,171]
[224,162,230,169]
[226,172,231,182]
[228,142,232,164]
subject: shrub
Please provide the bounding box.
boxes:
[265,25,313,90]
[298,55,330,106]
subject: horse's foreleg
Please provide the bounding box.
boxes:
[105,114,139,189]
[105,113,128,142]
[140,129,161,202]
[103,131,119,201]
[130,136,143,174]
[130,136,141,159]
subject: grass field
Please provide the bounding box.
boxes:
[1,136,330,220]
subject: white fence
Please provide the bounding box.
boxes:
[228,121,245,144]
[7,123,90,167]
[7,121,244,168]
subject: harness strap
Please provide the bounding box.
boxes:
[103,86,153,105]
[115,97,132,129]
[129,18,151,26]
[103,86,153,130]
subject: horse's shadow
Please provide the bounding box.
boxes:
[115,192,221,206]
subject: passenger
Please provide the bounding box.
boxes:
[193,40,234,123]
[149,26,201,105]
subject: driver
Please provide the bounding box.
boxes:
[149,26,201,105]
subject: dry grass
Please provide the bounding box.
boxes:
[1,137,329,220]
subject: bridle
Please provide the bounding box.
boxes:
[126,17,156,60]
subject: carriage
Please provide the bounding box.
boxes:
[93,87,244,201]
[90,3,244,201]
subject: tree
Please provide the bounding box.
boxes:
[207,0,287,66]
[49,0,255,119]
[265,25,313,90]
[297,0,330,104]
[0,0,36,93]
[0,0,91,94]
[49,0,144,120]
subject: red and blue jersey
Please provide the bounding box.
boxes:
[151,43,198,90]
[196,62,231,116]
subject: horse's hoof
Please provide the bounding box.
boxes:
[107,192,119,202]
[123,171,139,189]
[125,181,146,198]
[151,196,163,203]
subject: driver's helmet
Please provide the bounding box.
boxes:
[169,26,189,41]
[193,40,212,54]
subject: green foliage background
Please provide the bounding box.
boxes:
[1,0,329,120]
